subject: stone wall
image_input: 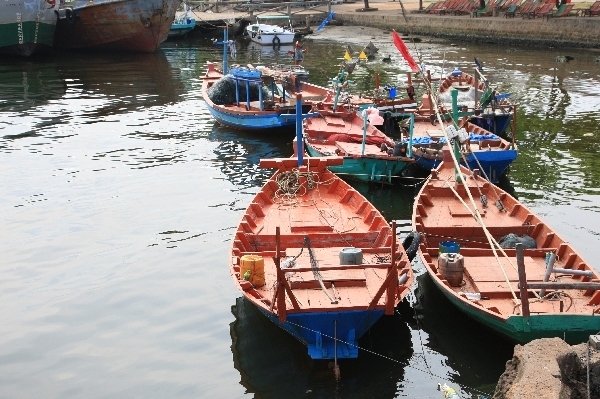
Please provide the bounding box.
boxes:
[333,13,600,48]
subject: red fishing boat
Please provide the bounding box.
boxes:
[412,150,600,343]
[54,0,179,52]
[230,157,414,359]
[302,105,414,184]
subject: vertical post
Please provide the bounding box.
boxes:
[407,72,412,86]
[426,70,432,111]
[407,113,414,158]
[541,252,557,297]
[245,80,250,109]
[258,80,263,111]
[275,227,286,322]
[511,104,517,149]
[474,71,479,109]
[451,88,459,125]
[450,88,462,182]
[361,109,367,156]
[516,243,530,317]
[385,221,398,315]
[235,77,239,105]
[222,25,229,74]
[296,93,304,167]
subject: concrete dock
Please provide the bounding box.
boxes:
[188,0,600,48]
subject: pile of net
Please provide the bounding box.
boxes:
[207,76,269,105]
[498,233,537,249]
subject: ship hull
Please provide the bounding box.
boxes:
[0,0,58,56]
[55,0,180,53]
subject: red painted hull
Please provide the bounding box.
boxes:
[55,0,180,52]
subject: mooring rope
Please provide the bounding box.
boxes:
[282,318,493,398]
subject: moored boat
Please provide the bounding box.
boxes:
[412,152,600,343]
[302,105,414,184]
[245,15,295,46]
[54,0,180,53]
[202,62,328,131]
[404,115,517,183]
[230,157,414,359]
[0,0,58,56]
[167,4,195,39]
[436,67,515,137]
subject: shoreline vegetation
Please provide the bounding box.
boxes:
[191,0,600,49]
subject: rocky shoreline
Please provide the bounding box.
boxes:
[493,337,600,399]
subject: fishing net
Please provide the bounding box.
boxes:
[498,233,537,249]
[207,76,269,105]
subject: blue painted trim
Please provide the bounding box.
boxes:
[257,308,386,359]
[415,149,517,183]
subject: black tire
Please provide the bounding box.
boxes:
[402,231,421,262]
[272,36,280,47]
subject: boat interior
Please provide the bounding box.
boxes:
[414,163,600,317]
[230,159,411,312]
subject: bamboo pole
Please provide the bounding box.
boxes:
[523,282,600,290]
[516,243,530,317]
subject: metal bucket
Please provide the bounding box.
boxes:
[438,253,464,287]
[339,247,363,265]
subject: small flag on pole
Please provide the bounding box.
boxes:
[391,29,419,72]
[358,51,367,61]
[343,50,352,61]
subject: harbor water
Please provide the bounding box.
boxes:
[1,28,599,398]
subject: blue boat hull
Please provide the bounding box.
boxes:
[206,104,298,130]
[257,307,385,359]
[470,113,512,137]
[415,149,517,183]
[305,144,411,184]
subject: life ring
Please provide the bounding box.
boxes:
[402,231,421,262]
[272,35,280,46]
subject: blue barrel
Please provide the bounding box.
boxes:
[388,86,397,99]
[439,240,460,254]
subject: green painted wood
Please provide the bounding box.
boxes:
[0,21,56,53]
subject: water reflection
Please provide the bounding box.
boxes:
[56,51,184,112]
[411,274,514,396]
[209,125,294,190]
[0,60,66,112]
[230,297,413,398]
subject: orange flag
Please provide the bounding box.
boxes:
[391,29,419,73]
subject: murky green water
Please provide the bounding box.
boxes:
[0,27,598,398]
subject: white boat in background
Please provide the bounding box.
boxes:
[168,2,196,39]
[245,15,295,46]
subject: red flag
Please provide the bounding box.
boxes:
[391,30,419,73]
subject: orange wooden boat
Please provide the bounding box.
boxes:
[436,67,514,137]
[412,151,600,343]
[302,105,414,184]
[230,157,414,359]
